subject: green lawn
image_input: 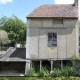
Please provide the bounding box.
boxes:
[0,77,80,80]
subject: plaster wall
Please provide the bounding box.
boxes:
[27,18,78,60]
[29,28,39,59]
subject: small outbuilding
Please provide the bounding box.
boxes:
[0,48,26,76]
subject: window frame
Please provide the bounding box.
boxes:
[48,32,57,47]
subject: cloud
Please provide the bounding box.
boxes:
[55,0,80,19]
[0,0,13,4]
[55,0,74,4]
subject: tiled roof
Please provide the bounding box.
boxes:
[27,4,78,18]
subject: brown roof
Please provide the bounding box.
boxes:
[27,4,78,18]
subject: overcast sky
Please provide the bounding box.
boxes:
[0,0,79,22]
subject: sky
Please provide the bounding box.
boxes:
[0,0,79,22]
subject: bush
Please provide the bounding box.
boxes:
[27,68,36,76]
[27,62,80,77]
[38,67,49,77]
[72,54,80,76]
[52,68,62,77]
[27,67,49,77]
[52,66,73,77]
[62,66,73,76]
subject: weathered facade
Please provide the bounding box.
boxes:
[26,0,79,74]
[26,18,78,59]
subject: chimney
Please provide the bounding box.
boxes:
[73,0,78,6]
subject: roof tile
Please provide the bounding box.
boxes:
[27,4,78,18]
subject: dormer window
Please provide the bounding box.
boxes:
[48,32,57,47]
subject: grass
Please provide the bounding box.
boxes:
[0,77,80,80]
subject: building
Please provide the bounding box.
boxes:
[26,0,79,73]
[0,30,26,76]
[0,47,26,76]
[0,0,79,76]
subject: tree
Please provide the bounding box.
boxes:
[3,15,26,45]
[0,16,8,30]
[0,16,7,26]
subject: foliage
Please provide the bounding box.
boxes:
[0,16,8,30]
[38,67,49,76]
[53,68,62,77]
[27,67,49,77]
[0,26,4,30]
[0,16,7,26]
[27,65,79,77]
[0,77,80,80]
[2,15,26,44]
[53,76,80,80]
[52,66,73,77]
[72,54,80,76]
[72,54,79,60]
[62,66,73,76]
[27,68,36,76]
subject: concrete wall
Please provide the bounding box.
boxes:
[27,18,78,60]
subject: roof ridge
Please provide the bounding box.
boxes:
[38,4,73,6]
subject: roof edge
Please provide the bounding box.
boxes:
[27,17,78,19]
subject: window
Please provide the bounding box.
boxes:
[48,32,57,47]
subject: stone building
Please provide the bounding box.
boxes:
[26,0,79,73]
